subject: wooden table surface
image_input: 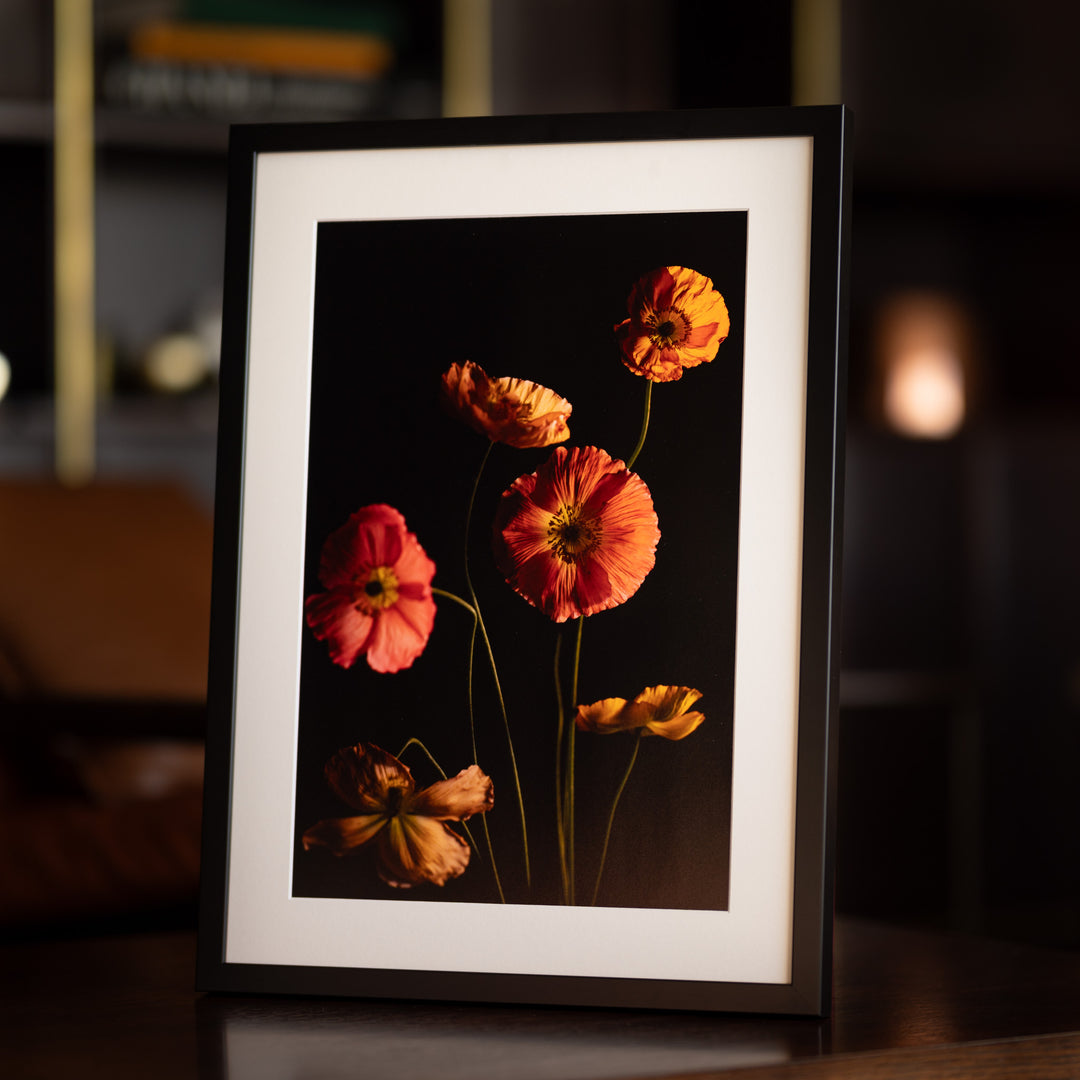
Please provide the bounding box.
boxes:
[3,918,1079,1079]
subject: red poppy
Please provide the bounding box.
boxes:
[575,685,705,740]
[304,504,436,673]
[302,742,494,887]
[441,360,572,448]
[615,265,730,382]
[493,445,660,623]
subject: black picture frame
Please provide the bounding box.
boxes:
[197,105,852,1015]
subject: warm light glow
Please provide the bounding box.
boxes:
[0,350,10,402]
[873,292,976,439]
[883,346,965,438]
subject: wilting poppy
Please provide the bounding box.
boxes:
[575,684,704,740]
[441,360,572,448]
[303,742,493,887]
[615,265,730,382]
[305,504,436,673]
[493,445,660,623]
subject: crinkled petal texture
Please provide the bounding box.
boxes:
[494,445,660,623]
[322,741,415,813]
[576,685,704,740]
[304,503,436,673]
[301,743,493,888]
[441,360,572,448]
[408,765,494,820]
[377,815,472,887]
[615,266,730,382]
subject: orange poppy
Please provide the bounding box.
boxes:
[615,265,730,382]
[493,445,659,623]
[302,742,494,887]
[575,684,704,740]
[441,360,572,448]
[304,504,436,674]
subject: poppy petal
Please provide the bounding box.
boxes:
[571,555,615,619]
[302,814,386,853]
[364,600,436,673]
[617,266,729,382]
[495,446,658,622]
[645,710,705,740]
[576,685,704,739]
[441,360,572,448]
[304,587,374,669]
[408,765,494,820]
[376,816,471,887]
[306,504,436,672]
[575,696,651,733]
[323,742,414,812]
[636,685,706,740]
[318,505,405,588]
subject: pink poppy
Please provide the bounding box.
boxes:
[304,504,436,673]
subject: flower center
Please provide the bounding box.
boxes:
[546,504,602,564]
[385,785,407,817]
[356,565,400,612]
[646,307,690,347]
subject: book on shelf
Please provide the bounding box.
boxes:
[99,13,400,121]
[128,19,395,80]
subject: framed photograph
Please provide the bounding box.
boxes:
[197,106,851,1015]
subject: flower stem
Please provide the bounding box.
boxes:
[430,587,505,903]
[465,440,531,888]
[591,731,642,906]
[397,736,448,779]
[553,632,569,903]
[396,736,483,862]
[625,380,653,470]
[431,587,476,617]
[568,615,584,905]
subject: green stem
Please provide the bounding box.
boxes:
[625,380,653,470]
[553,632,568,903]
[396,737,482,860]
[568,615,584,905]
[430,587,505,903]
[591,732,642,906]
[397,736,448,780]
[465,440,531,887]
[431,587,476,617]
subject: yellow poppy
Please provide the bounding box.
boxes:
[575,685,704,740]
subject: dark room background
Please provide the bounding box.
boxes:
[0,0,1077,946]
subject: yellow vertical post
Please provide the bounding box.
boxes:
[54,0,96,485]
[792,0,842,106]
[442,0,492,117]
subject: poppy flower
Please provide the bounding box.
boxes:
[441,360,572,448]
[575,684,704,740]
[302,742,494,887]
[615,265,730,382]
[304,504,436,673]
[493,445,660,623]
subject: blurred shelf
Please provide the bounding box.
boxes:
[0,394,219,508]
[0,100,232,153]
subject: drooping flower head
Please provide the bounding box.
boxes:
[441,360,572,448]
[493,445,660,623]
[615,266,730,382]
[304,504,436,674]
[302,742,493,887]
[575,685,704,740]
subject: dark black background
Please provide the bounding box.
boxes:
[292,210,747,910]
